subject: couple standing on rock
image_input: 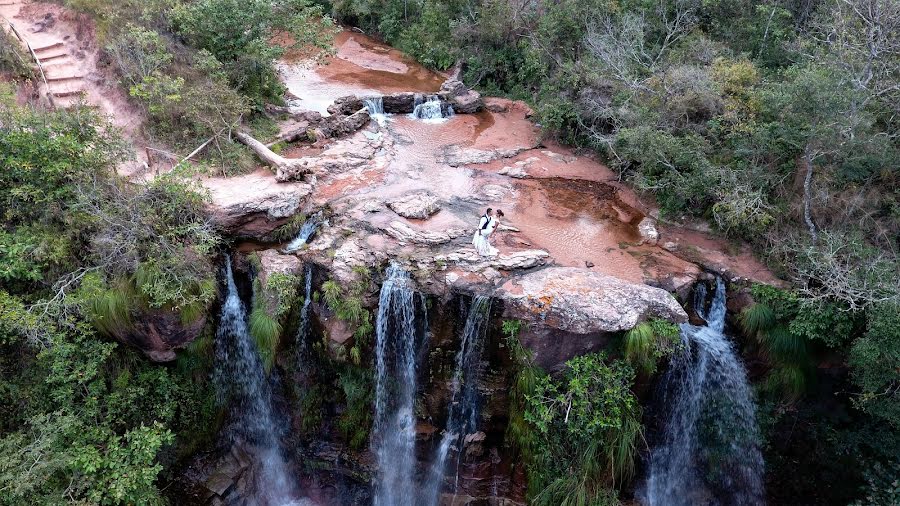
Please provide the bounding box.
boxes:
[472,207,505,256]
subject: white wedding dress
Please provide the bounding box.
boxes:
[472,216,499,256]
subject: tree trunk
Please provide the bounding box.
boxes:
[235,131,290,168]
[802,146,818,242]
[235,131,311,181]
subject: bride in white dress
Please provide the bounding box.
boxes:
[472,209,501,256]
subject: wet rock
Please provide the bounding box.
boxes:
[255,249,303,287]
[275,133,383,182]
[380,92,418,113]
[387,192,441,219]
[327,95,364,116]
[464,431,487,459]
[498,267,688,333]
[114,307,207,362]
[438,78,483,114]
[638,217,660,245]
[444,145,532,167]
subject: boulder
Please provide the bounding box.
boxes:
[380,92,418,113]
[385,221,468,245]
[387,192,441,219]
[438,78,483,114]
[205,170,312,239]
[497,267,688,334]
[327,95,364,116]
[113,307,207,362]
[638,217,660,245]
[255,249,303,287]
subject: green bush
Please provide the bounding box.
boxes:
[622,319,680,375]
[0,29,33,79]
[523,353,642,503]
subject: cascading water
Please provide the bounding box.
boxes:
[373,263,424,506]
[645,277,765,506]
[410,95,453,121]
[215,256,296,505]
[426,295,493,505]
[364,97,388,126]
[282,214,321,253]
[295,263,314,360]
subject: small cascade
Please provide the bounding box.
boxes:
[645,278,765,506]
[373,263,424,506]
[426,295,493,506]
[295,264,314,362]
[282,214,321,253]
[214,256,296,505]
[364,96,388,125]
[410,95,453,121]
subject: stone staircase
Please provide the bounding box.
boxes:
[1,0,87,108]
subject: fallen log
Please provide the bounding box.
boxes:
[235,131,313,180]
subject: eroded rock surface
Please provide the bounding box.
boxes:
[205,170,312,239]
[438,78,483,114]
[498,267,688,334]
[387,192,441,219]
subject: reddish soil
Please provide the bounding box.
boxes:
[280,31,446,113]
[270,29,780,285]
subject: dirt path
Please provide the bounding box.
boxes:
[1,0,149,172]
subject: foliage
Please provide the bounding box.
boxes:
[270,213,307,243]
[853,461,900,506]
[849,303,900,428]
[173,0,336,105]
[0,99,218,504]
[523,353,642,503]
[321,267,374,341]
[249,306,282,373]
[336,365,374,449]
[622,319,680,375]
[0,28,33,79]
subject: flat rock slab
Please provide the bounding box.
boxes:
[387,192,441,219]
[498,267,688,333]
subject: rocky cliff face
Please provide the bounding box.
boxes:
[172,31,781,505]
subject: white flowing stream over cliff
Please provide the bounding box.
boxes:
[410,95,453,121]
[215,256,297,505]
[426,295,493,505]
[373,264,425,506]
[644,278,765,506]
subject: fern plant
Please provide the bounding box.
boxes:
[249,305,281,373]
[622,319,680,375]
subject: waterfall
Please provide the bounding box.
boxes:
[215,256,296,505]
[364,97,388,126]
[282,214,321,253]
[410,95,453,122]
[426,295,493,505]
[373,263,424,506]
[295,264,314,362]
[645,278,765,506]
